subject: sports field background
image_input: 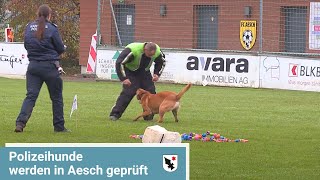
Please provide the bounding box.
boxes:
[0,77,319,179]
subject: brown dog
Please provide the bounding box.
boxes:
[134,83,191,123]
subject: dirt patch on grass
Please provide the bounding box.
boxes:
[62,74,96,82]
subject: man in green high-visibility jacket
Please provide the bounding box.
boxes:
[109,42,166,121]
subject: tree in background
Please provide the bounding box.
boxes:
[7,0,80,72]
[0,0,11,41]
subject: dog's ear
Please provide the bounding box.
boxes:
[136,88,148,100]
[136,89,143,100]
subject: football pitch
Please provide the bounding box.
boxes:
[0,77,319,179]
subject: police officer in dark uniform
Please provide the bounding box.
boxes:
[109,42,166,121]
[14,4,69,132]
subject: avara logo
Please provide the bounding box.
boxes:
[289,63,320,77]
[186,56,249,73]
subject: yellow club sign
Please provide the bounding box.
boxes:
[240,20,257,50]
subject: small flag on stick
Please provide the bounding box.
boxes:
[70,95,78,118]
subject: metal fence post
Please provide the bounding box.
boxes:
[97,0,101,46]
[259,0,263,53]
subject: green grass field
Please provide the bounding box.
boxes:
[1,77,320,179]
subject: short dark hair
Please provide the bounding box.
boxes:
[145,42,157,51]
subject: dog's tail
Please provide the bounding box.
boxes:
[176,83,192,100]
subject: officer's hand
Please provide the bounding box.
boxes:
[122,79,131,86]
[152,74,159,82]
[58,67,66,74]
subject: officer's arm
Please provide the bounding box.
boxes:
[51,28,65,55]
[23,25,29,50]
[153,50,166,77]
[115,48,133,81]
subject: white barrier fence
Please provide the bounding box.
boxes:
[0,43,29,78]
[96,49,261,88]
[1,44,320,92]
[261,56,320,92]
[96,48,320,92]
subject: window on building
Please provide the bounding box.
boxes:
[280,6,307,53]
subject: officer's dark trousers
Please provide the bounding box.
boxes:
[16,61,65,131]
[110,71,155,119]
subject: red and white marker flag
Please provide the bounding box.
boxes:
[86,31,97,73]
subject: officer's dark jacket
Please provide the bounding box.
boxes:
[24,20,65,61]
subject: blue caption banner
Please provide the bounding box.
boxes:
[0,143,189,180]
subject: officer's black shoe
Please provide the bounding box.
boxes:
[14,126,24,133]
[143,114,154,121]
[54,128,71,133]
[109,115,120,121]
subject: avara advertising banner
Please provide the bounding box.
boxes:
[260,56,320,92]
[164,52,260,88]
[96,49,260,88]
[0,43,29,78]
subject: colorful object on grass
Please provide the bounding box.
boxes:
[180,131,249,143]
[129,134,143,139]
[130,131,249,143]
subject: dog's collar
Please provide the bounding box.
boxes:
[139,92,148,99]
[140,91,148,96]
[137,90,148,100]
